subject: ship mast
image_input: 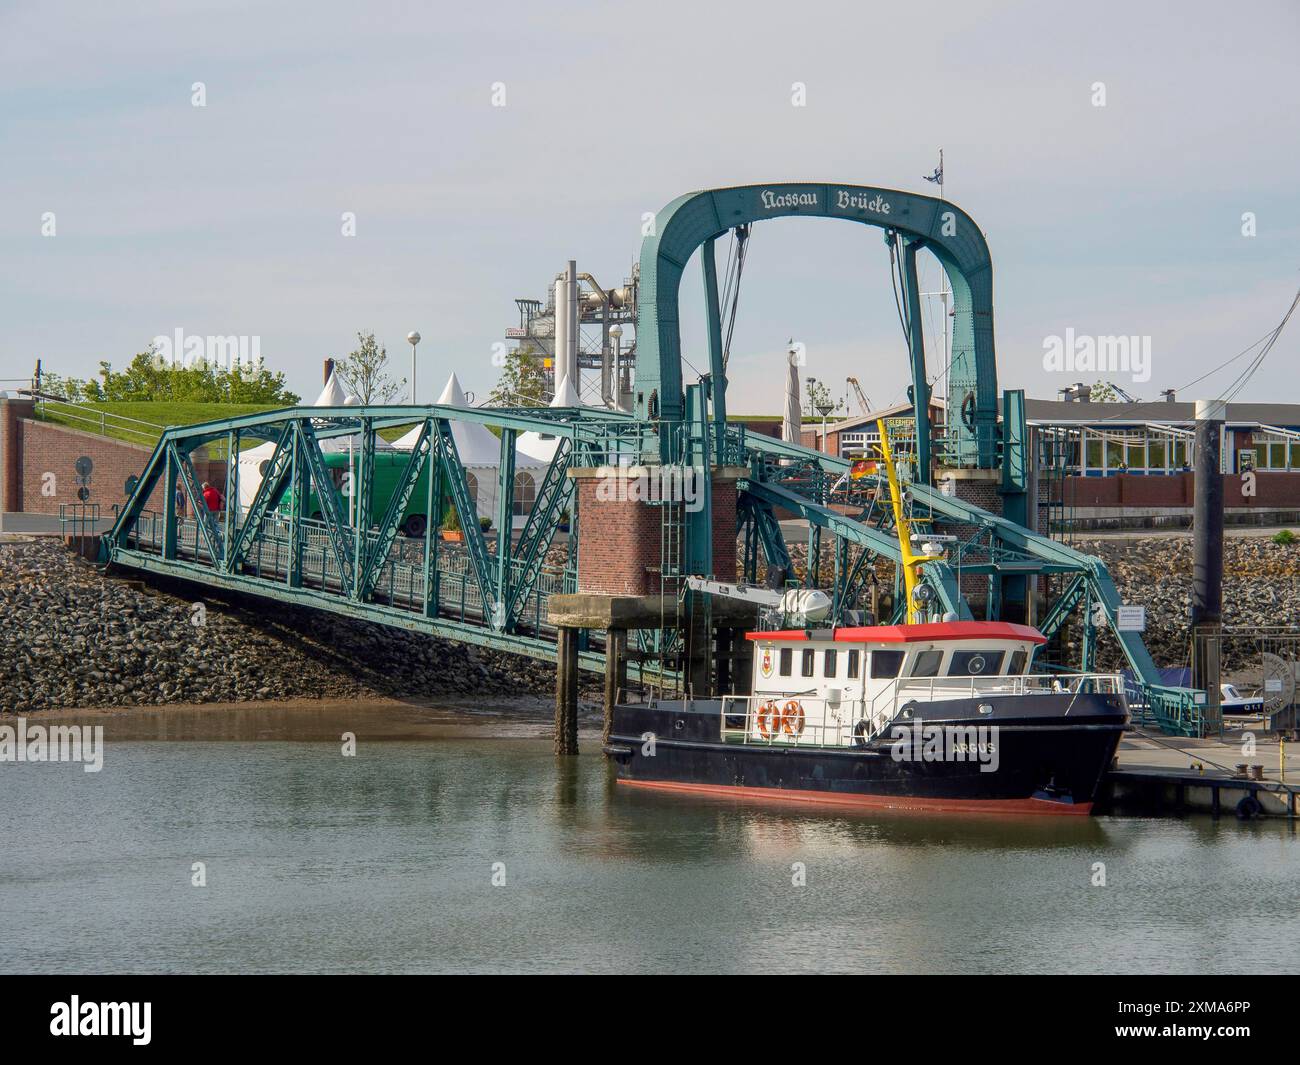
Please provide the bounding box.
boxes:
[877,418,934,624]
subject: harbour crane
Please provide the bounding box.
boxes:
[846,376,871,415]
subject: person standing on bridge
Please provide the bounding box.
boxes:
[201,481,224,513]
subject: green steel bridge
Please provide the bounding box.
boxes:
[98,182,1206,735]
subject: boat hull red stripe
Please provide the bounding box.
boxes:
[617,777,1093,816]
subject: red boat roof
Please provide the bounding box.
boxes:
[745,621,1047,646]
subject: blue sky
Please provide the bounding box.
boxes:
[2,0,1296,413]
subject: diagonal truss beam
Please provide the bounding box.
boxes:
[742,478,970,620]
[226,425,293,572]
[505,439,574,629]
[433,418,497,619]
[102,437,170,558]
[170,442,224,565]
[294,421,355,593]
[359,419,432,601]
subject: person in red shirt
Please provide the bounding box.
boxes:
[201,481,224,513]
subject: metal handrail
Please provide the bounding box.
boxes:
[58,502,101,538]
[26,391,165,445]
[724,671,1127,750]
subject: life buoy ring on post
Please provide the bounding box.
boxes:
[781,700,805,738]
[756,701,781,740]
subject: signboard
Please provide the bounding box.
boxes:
[505,327,527,338]
[1115,605,1146,632]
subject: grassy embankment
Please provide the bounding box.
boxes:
[33,400,419,455]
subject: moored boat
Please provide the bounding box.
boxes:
[604,620,1128,815]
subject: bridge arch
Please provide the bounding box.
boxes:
[634,182,998,467]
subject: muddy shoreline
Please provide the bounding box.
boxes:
[19,694,606,741]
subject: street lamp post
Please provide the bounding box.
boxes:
[406,331,421,403]
[816,401,835,456]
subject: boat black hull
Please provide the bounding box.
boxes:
[606,694,1127,815]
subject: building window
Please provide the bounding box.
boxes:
[1148,439,1166,471]
[779,648,792,677]
[801,649,815,677]
[512,471,536,516]
[823,649,837,677]
[840,432,868,459]
[1085,436,1103,472]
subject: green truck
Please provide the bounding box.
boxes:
[288,451,437,538]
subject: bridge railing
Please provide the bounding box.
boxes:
[116,509,573,634]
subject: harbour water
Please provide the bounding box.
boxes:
[2,703,1298,975]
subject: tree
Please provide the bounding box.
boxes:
[1089,380,1122,403]
[36,371,89,402]
[804,377,842,417]
[87,347,299,403]
[488,343,547,406]
[334,332,405,404]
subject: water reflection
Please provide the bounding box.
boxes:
[1,709,1296,974]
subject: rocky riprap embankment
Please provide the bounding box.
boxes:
[1061,535,1300,673]
[0,537,580,713]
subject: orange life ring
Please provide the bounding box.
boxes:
[756,700,781,739]
[781,700,805,737]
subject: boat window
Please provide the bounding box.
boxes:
[870,650,905,678]
[1009,650,1028,675]
[778,648,792,677]
[823,649,837,677]
[846,649,860,679]
[801,649,815,677]
[910,649,944,677]
[947,650,1005,677]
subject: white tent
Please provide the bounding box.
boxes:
[392,372,544,529]
[517,372,580,465]
[235,370,394,511]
